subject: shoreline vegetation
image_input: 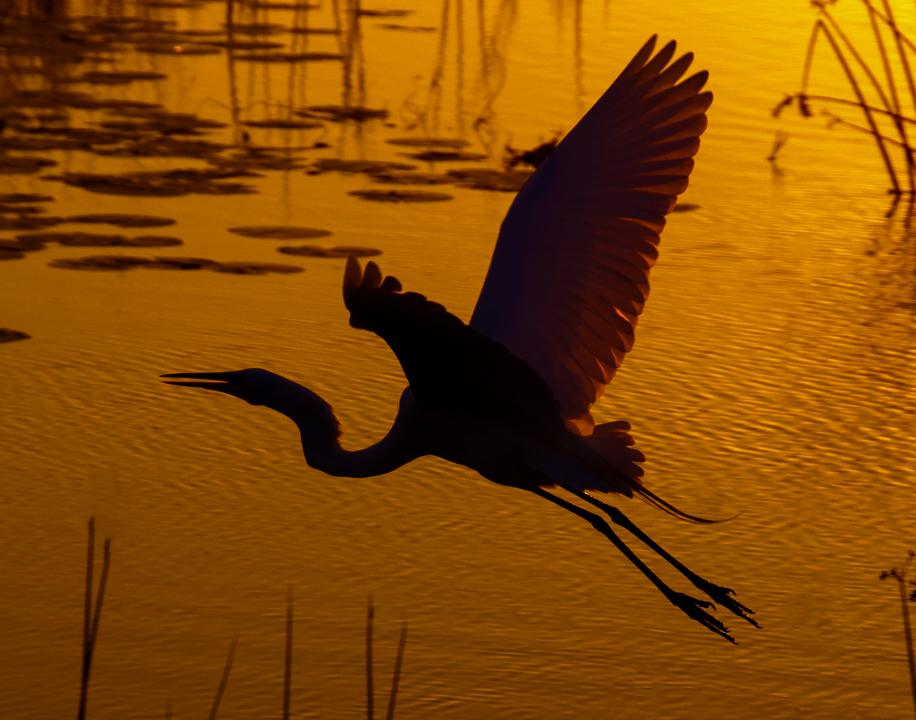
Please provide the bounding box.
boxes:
[76,519,409,719]
[775,0,916,210]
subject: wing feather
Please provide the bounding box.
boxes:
[470,37,710,432]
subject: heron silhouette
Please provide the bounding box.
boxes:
[163,36,757,642]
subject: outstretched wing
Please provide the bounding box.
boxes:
[343,257,564,433]
[470,36,711,433]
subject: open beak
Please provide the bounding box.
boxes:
[160,371,240,395]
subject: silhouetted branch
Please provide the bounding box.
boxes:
[880,551,916,720]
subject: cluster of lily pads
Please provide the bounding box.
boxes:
[0,3,544,345]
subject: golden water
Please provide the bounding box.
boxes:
[1,1,915,718]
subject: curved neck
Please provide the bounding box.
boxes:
[291,402,421,479]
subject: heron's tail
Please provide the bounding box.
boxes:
[581,420,721,524]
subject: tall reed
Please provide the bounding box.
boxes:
[777,0,916,196]
[880,552,916,720]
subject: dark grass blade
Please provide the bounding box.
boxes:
[283,587,293,720]
[366,595,374,720]
[208,634,239,720]
[385,622,408,720]
[77,519,111,720]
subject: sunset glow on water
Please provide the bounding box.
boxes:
[0,1,914,718]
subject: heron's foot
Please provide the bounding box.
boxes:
[666,590,736,644]
[693,579,759,628]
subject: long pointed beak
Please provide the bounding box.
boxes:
[160,371,239,393]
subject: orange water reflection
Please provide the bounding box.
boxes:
[0,1,914,719]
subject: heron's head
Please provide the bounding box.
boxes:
[161,369,338,436]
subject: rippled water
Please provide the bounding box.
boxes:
[1,1,915,718]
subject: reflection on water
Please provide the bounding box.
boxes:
[0,1,915,719]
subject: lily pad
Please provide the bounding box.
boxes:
[0,248,25,260]
[386,137,468,149]
[134,42,222,55]
[0,156,57,174]
[222,22,286,34]
[357,8,412,17]
[234,52,345,62]
[310,158,415,174]
[349,189,453,202]
[277,244,381,258]
[0,328,30,342]
[0,216,63,231]
[243,118,324,130]
[1,236,48,251]
[199,39,285,50]
[0,193,54,204]
[288,27,340,35]
[446,167,531,192]
[673,203,701,212]
[64,213,176,228]
[45,170,255,197]
[146,256,218,270]
[298,105,388,122]
[211,261,303,275]
[229,226,332,239]
[376,24,436,32]
[370,171,451,185]
[15,231,182,247]
[245,0,319,7]
[78,70,168,84]
[403,150,486,162]
[50,255,153,271]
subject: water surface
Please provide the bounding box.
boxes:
[1,1,915,718]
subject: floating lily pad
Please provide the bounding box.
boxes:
[288,27,340,35]
[1,236,48,251]
[15,231,182,247]
[446,167,531,191]
[386,137,468,148]
[277,244,380,258]
[0,328,30,342]
[48,255,303,274]
[12,89,95,108]
[0,248,25,260]
[211,152,307,172]
[310,158,416,174]
[243,118,323,130]
[349,189,453,202]
[141,0,205,7]
[403,150,486,162]
[357,8,412,17]
[0,156,57,174]
[235,51,345,62]
[78,70,168,84]
[298,105,388,122]
[0,136,87,152]
[146,256,218,270]
[65,213,176,228]
[45,170,255,196]
[222,22,286,34]
[673,203,701,212]
[370,171,451,185]
[134,42,222,55]
[50,255,153,271]
[211,261,303,275]
[94,137,228,158]
[245,0,318,7]
[0,193,53,204]
[199,39,285,50]
[376,24,436,32]
[229,226,332,239]
[0,215,63,230]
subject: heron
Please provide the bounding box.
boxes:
[163,36,757,642]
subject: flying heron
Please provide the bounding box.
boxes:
[164,36,757,642]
